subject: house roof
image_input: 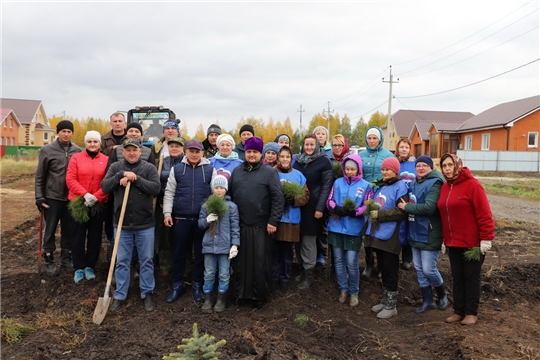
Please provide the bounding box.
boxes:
[431,120,466,132]
[0,108,23,127]
[34,123,54,131]
[409,121,431,141]
[0,98,44,125]
[458,95,540,131]
[392,109,474,138]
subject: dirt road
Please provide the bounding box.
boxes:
[487,193,540,225]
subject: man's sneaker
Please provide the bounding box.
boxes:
[84,267,96,280]
[109,299,124,312]
[144,294,155,312]
[74,270,84,284]
[316,254,326,266]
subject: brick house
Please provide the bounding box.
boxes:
[0,98,54,146]
[0,108,22,146]
[455,95,540,151]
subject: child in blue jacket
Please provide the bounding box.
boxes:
[198,175,240,313]
[326,154,372,307]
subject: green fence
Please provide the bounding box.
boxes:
[1,145,42,158]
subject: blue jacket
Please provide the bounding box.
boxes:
[366,178,408,241]
[327,154,371,236]
[277,168,307,224]
[162,157,216,218]
[198,195,241,255]
[359,126,394,182]
[160,155,184,194]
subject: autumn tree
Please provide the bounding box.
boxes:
[193,124,206,141]
[180,123,189,140]
[337,115,353,143]
[351,117,367,147]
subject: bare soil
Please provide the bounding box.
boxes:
[1,174,540,359]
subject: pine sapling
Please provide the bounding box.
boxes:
[69,196,89,223]
[463,247,481,261]
[365,199,380,225]
[163,323,226,360]
[331,197,356,221]
[205,195,228,236]
[332,162,343,179]
[282,181,304,213]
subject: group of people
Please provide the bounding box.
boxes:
[35,114,494,324]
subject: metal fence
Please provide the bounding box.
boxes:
[457,150,540,172]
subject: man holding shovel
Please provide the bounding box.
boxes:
[101,138,161,312]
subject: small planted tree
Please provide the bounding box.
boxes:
[163,323,226,360]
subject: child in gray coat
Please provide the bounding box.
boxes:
[198,175,240,313]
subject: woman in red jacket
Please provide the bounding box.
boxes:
[437,153,494,325]
[66,131,109,283]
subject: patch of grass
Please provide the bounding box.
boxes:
[482,181,540,200]
[294,314,308,326]
[0,158,38,176]
[1,317,37,344]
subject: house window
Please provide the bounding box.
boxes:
[430,133,439,158]
[481,134,490,150]
[3,120,5,128]
[31,131,35,141]
[0,137,3,145]
[10,119,13,128]
[11,138,15,145]
[44,133,49,141]
[528,132,538,148]
[465,136,472,150]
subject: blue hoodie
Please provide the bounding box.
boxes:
[359,126,393,183]
[326,154,372,236]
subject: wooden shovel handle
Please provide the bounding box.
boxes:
[105,182,131,288]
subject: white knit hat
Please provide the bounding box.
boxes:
[84,130,101,143]
[217,133,235,148]
[366,128,380,140]
[211,175,228,191]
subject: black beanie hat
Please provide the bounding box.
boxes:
[239,124,254,136]
[207,124,222,136]
[56,120,74,133]
[126,122,143,134]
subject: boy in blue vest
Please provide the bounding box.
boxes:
[163,140,216,304]
[198,175,240,313]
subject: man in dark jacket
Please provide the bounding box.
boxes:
[229,137,284,309]
[101,138,161,312]
[35,120,81,276]
[100,112,127,157]
[150,119,180,166]
[203,124,221,158]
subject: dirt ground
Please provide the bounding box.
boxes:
[1,174,540,360]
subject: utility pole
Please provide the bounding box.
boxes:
[297,104,305,136]
[382,66,399,149]
[322,101,334,134]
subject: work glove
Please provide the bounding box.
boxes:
[206,213,218,223]
[36,198,47,212]
[370,210,378,219]
[333,206,346,216]
[229,245,238,260]
[344,209,357,217]
[83,193,98,207]
[480,240,492,255]
[441,244,446,255]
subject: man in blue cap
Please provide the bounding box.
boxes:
[150,119,180,165]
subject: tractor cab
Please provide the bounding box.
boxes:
[126,106,179,147]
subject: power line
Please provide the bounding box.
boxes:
[399,6,539,76]
[331,67,389,107]
[398,58,540,99]
[349,99,389,120]
[394,2,532,67]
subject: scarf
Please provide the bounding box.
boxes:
[297,138,325,166]
[440,153,463,181]
[213,151,239,160]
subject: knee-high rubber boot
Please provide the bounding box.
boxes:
[214,292,227,313]
[202,293,213,313]
[415,286,436,314]
[44,252,59,277]
[371,287,387,313]
[377,291,398,319]
[435,284,448,310]
[295,268,305,282]
[60,249,74,272]
[297,268,314,289]
[362,248,374,278]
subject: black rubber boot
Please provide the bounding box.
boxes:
[435,285,448,310]
[192,282,203,302]
[202,293,213,313]
[297,268,314,289]
[295,268,305,283]
[60,249,74,272]
[415,286,436,314]
[43,253,59,277]
[362,248,374,278]
[166,282,186,303]
[214,292,227,313]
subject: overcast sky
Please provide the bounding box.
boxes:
[2,1,539,136]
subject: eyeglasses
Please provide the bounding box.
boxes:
[331,144,344,147]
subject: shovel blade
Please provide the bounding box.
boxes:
[93,296,111,325]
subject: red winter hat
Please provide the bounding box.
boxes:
[381,157,400,175]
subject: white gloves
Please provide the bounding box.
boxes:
[83,193,98,207]
[229,245,238,260]
[441,244,446,255]
[206,213,218,223]
[480,240,492,255]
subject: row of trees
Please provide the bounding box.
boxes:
[49,112,387,153]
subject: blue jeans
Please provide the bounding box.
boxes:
[114,227,155,300]
[332,246,360,295]
[411,247,444,288]
[203,254,230,294]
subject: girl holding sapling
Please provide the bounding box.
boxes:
[271,146,310,293]
[437,153,494,326]
[198,175,240,313]
[326,154,372,307]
